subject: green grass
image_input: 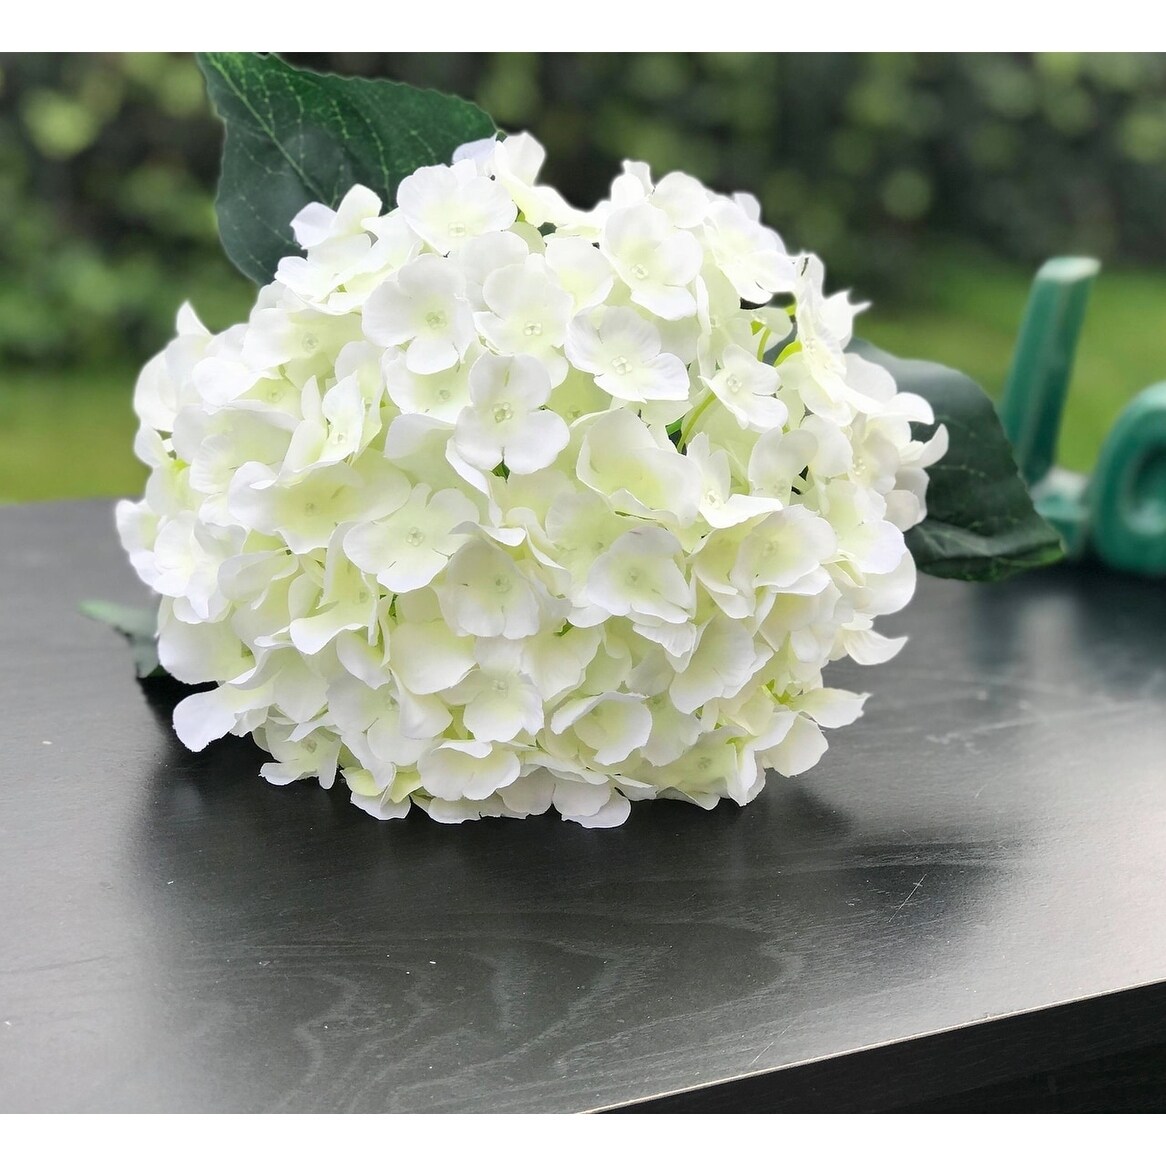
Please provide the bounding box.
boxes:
[2,254,1165,503]
[861,250,1166,473]
[0,367,143,503]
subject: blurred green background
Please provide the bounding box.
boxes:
[2,52,1166,503]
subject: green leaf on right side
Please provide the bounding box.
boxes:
[197,52,496,285]
[852,340,1064,582]
[80,599,164,679]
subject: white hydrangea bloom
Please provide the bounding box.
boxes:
[118,134,946,829]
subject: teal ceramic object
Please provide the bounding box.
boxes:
[1088,382,1166,576]
[999,258,1166,577]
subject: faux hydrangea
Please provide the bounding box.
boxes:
[117,133,947,828]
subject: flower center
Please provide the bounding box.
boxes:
[630,263,649,280]
[725,374,742,395]
[626,568,641,586]
[522,321,542,337]
[436,387,451,401]
[447,221,467,238]
[302,333,320,353]
[493,403,513,423]
[492,574,512,594]
[491,678,509,695]
[425,310,447,331]
[611,356,632,376]
[405,527,425,547]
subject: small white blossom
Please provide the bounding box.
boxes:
[397,159,516,254]
[485,132,586,229]
[434,540,543,640]
[584,528,694,625]
[452,354,569,474]
[687,434,784,529]
[576,410,702,526]
[703,198,795,304]
[419,739,522,800]
[474,257,573,384]
[362,254,475,373]
[566,307,690,405]
[451,639,545,742]
[383,346,477,422]
[550,692,653,766]
[601,203,703,320]
[344,483,478,593]
[544,237,614,312]
[702,344,788,431]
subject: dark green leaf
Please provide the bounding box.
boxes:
[197,53,496,284]
[80,600,165,679]
[851,340,1064,582]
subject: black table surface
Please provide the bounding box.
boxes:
[2,499,1165,1113]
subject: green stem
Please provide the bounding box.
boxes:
[678,390,716,450]
[775,339,802,365]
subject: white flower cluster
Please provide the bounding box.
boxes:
[117,134,946,828]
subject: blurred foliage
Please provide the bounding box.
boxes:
[0,53,254,367]
[2,51,1166,373]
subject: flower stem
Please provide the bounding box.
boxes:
[678,390,716,451]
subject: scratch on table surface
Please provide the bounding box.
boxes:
[748,1025,790,1068]
[891,875,927,920]
[924,700,1151,748]
[0,954,108,976]
[886,668,1086,699]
